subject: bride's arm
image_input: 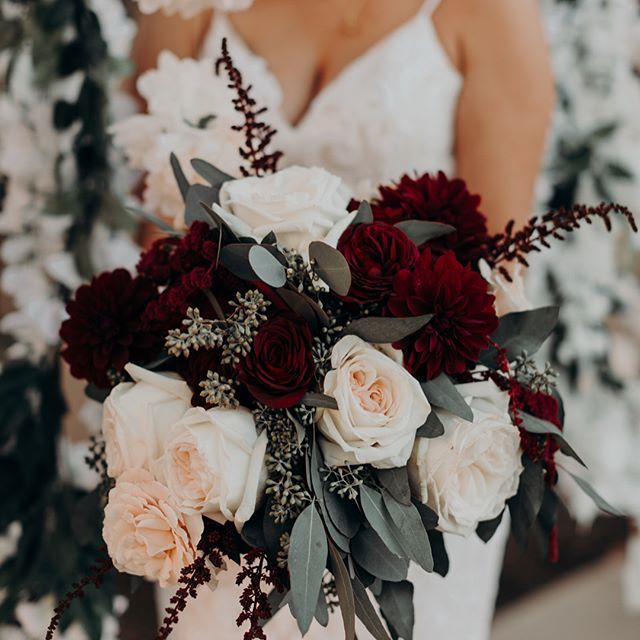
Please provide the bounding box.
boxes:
[437,0,555,233]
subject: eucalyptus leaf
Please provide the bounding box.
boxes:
[288,503,328,635]
[394,220,456,245]
[508,456,545,547]
[416,411,445,438]
[352,201,374,225]
[343,314,433,343]
[421,375,473,422]
[170,152,190,201]
[240,507,267,549]
[328,542,355,640]
[219,243,256,281]
[427,530,449,577]
[381,494,433,572]
[84,383,109,403]
[376,468,411,506]
[308,241,352,296]
[376,581,414,640]
[412,500,439,531]
[302,393,339,410]
[184,184,220,226]
[248,244,287,287]
[190,158,234,188]
[314,587,329,627]
[351,578,392,640]
[277,289,319,332]
[480,307,560,367]
[519,412,586,467]
[261,230,278,245]
[564,469,622,517]
[351,526,409,583]
[476,510,505,543]
[359,486,405,557]
[323,485,361,538]
[125,206,176,233]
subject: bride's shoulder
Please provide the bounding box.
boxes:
[434,0,551,76]
[434,0,548,64]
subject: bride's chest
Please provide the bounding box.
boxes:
[202,15,462,189]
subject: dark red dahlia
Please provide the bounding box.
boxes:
[370,171,490,266]
[337,222,419,303]
[237,314,314,409]
[515,383,562,485]
[60,269,160,388]
[387,250,498,380]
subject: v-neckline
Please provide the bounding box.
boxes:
[217,3,431,130]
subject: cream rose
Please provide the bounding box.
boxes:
[478,259,530,316]
[102,364,192,478]
[136,0,253,18]
[215,166,356,258]
[317,335,431,469]
[103,469,203,587]
[408,380,523,536]
[157,407,268,530]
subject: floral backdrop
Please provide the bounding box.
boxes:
[0,1,139,638]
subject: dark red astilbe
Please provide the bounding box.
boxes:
[156,522,243,640]
[337,221,419,303]
[387,249,498,380]
[236,547,283,640]
[46,557,113,640]
[216,38,283,177]
[485,202,638,281]
[60,269,160,388]
[370,171,490,267]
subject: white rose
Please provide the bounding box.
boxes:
[102,364,192,478]
[478,259,530,316]
[215,166,356,259]
[318,336,431,469]
[103,469,203,587]
[408,380,523,536]
[157,406,268,530]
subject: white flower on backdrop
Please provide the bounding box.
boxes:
[136,0,254,19]
[111,51,247,223]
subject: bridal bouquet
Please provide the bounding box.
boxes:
[49,43,635,640]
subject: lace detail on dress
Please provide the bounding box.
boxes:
[200,1,462,190]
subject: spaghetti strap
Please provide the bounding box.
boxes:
[422,0,444,16]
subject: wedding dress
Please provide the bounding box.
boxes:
[157,1,510,638]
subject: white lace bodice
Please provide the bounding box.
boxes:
[200,0,462,190]
[157,3,507,639]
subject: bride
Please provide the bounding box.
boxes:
[131,0,554,638]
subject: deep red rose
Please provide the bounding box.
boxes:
[237,315,314,409]
[387,249,498,380]
[515,383,562,484]
[60,269,160,388]
[370,172,490,267]
[337,222,419,303]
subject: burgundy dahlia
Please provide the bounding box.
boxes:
[60,269,160,388]
[371,171,490,266]
[238,315,314,409]
[387,250,498,380]
[337,222,419,303]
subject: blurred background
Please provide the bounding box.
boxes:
[1,0,639,638]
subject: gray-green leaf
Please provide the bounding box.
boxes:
[352,201,373,225]
[351,578,392,640]
[344,315,433,343]
[190,157,234,187]
[248,244,287,288]
[328,542,355,640]
[351,527,409,582]
[421,375,473,422]
[565,470,622,517]
[519,412,586,467]
[288,503,328,635]
[376,580,414,640]
[309,241,352,296]
[416,410,445,438]
[394,220,456,245]
[359,486,404,557]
